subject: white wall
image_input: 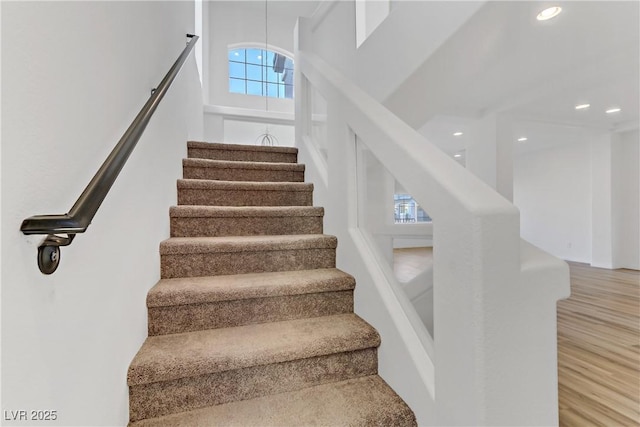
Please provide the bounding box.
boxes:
[224,120,294,147]
[208,1,315,112]
[355,0,390,48]
[612,130,640,269]
[514,126,640,269]
[357,1,484,103]
[591,133,615,268]
[514,141,593,263]
[204,1,317,143]
[1,2,202,425]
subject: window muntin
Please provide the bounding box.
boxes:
[228,48,293,99]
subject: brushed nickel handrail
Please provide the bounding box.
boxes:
[20,34,199,274]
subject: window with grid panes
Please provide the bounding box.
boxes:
[228,48,294,99]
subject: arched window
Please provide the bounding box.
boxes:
[228,48,294,99]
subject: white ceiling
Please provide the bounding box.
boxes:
[489,1,639,130]
[256,1,637,155]
[400,1,639,154]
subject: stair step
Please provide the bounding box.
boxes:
[183,158,305,182]
[188,141,298,163]
[177,179,313,207]
[128,314,380,421]
[170,206,324,237]
[129,375,417,427]
[160,234,336,278]
[147,268,355,335]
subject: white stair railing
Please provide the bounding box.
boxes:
[295,13,569,426]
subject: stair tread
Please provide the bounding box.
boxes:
[188,141,298,154]
[148,268,355,308]
[169,205,323,218]
[129,375,416,427]
[183,158,304,171]
[177,179,312,191]
[128,313,380,386]
[160,234,337,255]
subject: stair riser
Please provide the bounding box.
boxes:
[129,348,377,422]
[170,216,323,237]
[148,291,353,335]
[161,248,335,278]
[188,148,297,164]
[178,189,312,207]
[183,167,304,182]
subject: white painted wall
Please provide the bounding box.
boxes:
[356,0,484,103]
[514,141,593,263]
[514,126,639,269]
[591,133,615,268]
[224,120,294,147]
[612,130,640,269]
[204,1,317,142]
[1,2,202,425]
[207,1,314,112]
[355,0,390,48]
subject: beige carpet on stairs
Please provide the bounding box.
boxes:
[127,141,417,426]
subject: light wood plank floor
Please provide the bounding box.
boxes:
[393,249,640,425]
[392,247,432,283]
[558,262,640,426]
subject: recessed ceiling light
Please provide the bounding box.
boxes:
[537,6,562,21]
[454,154,462,158]
[234,52,239,56]
[606,107,621,114]
[453,132,463,136]
[517,137,528,142]
[575,103,590,110]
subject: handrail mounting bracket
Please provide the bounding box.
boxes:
[37,234,75,275]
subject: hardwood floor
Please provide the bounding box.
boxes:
[558,262,640,426]
[392,247,432,283]
[393,249,640,425]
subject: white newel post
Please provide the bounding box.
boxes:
[434,205,520,425]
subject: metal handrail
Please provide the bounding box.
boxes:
[20,34,199,274]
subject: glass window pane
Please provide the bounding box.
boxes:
[229,61,245,79]
[246,64,262,81]
[228,49,245,62]
[246,49,262,65]
[393,194,431,223]
[266,66,279,83]
[265,83,279,98]
[229,78,245,94]
[266,50,275,66]
[228,48,294,99]
[282,69,293,85]
[284,58,294,70]
[247,80,263,96]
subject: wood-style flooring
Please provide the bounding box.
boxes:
[392,247,432,283]
[392,249,640,425]
[558,262,639,426]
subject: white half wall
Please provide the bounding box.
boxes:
[1,1,202,425]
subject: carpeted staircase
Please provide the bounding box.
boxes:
[127,142,417,426]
